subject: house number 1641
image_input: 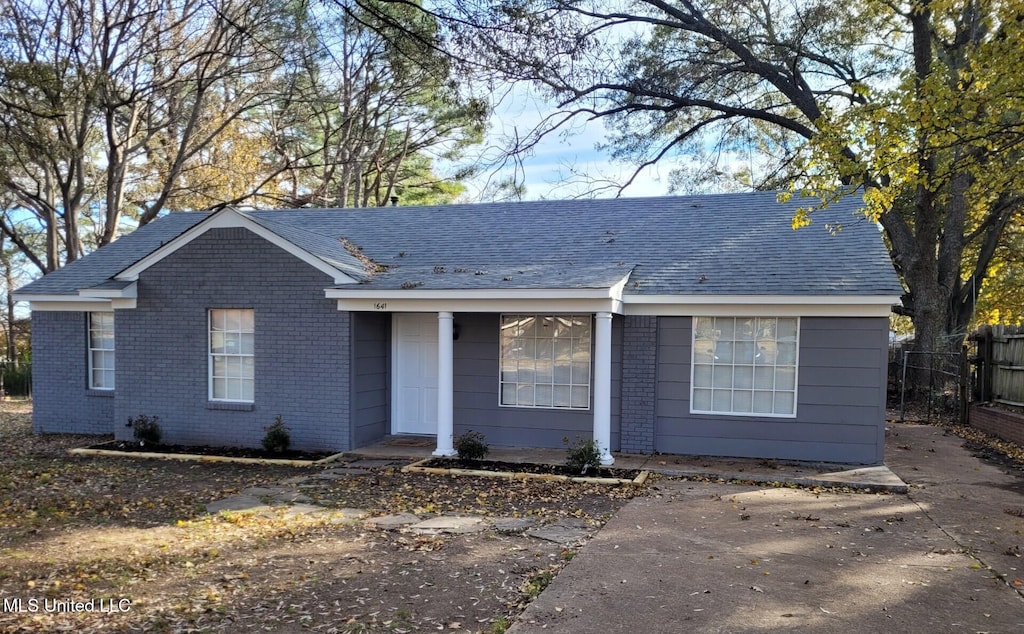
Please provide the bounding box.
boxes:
[374,302,387,310]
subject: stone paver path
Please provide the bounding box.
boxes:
[205,465,604,543]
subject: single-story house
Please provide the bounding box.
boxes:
[14,192,903,464]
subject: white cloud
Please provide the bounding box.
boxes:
[445,83,672,201]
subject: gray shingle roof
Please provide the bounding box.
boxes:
[240,211,369,282]
[362,262,636,291]
[18,212,209,295]
[17,191,903,298]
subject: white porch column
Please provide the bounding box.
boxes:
[433,311,456,457]
[593,311,614,465]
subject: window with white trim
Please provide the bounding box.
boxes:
[88,312,115,390]
[500,314,591,409]
[209,309,254,402]
[691,317,799,417]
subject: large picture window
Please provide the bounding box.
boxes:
[209,309,254,402]
[691,317,799,417]
[500,314,591,409]
[88,312,115,390]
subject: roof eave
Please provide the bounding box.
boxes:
[622,293,901,318]
[325,271,633,314]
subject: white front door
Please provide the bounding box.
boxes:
[392,313,439,435]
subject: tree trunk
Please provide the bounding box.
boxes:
[0,237,15,367]
[5,261,16,368]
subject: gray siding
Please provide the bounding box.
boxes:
[352,312,389,446]
[655,316,888,464]
[31,311,115,435]
[114,227,352,452]
[451,313,622,449]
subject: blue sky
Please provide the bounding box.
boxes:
[455,85,671,201]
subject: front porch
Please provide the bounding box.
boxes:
[349,310,623,464]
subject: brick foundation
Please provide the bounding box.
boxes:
[970,404,1024,447]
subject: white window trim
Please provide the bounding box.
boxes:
[208,309,255,403]
[498,314,592,411]
[88,312,115,390]
[689,316,800,418]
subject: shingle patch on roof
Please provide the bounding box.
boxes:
[346,262,634,291]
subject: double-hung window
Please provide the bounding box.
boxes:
[209,309,254,402]
[500,314,591,409]
[88,312,115,390]
[691,316,799,417]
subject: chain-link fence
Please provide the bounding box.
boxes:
[889,347,967,423]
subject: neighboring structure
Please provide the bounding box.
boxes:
[15,192,903,464]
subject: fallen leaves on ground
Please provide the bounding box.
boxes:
[0,402,641,633]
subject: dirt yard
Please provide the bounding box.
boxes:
[0,402,641,633]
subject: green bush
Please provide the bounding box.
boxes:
[454,430,489,462]
[262,416,291,453]
[0,363,31,396]
[563,436,601,475]
[126,415,162,446]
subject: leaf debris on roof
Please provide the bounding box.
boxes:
[340,238,388,275]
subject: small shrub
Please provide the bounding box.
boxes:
[126,415,162,446]
[522,568,555,599]
[262,415,291,453]
[563,436,601,475]
[455,430,489,462]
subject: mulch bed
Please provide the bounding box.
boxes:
[420,457,641,480]
[85,439,335,462]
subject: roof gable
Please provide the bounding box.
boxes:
[114,208,364,285]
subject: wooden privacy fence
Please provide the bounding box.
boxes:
[971,325,1024,407]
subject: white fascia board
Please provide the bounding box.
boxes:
[23,298,113,312]
[326,287,620,301]
[326,272,632,300]
[12,292,85,303]
[608,271,632,303]
[335,297,622,313]
[78,283,138,309]
[623,294,901,318]
[78,282,137,300]
[115,208,359,285]
[625,294,901,305]
[326,276,629,314]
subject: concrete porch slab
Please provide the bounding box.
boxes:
[345,441,908,493]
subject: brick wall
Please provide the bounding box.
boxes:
[970,404,1024,447]
[32,311,115,435]
[114,227,352,451]
[620,315,657,453]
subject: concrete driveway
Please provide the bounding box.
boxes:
[511,423,1024,633]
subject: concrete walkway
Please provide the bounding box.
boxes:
[348,441,907,492]
[509,423,1024,633]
